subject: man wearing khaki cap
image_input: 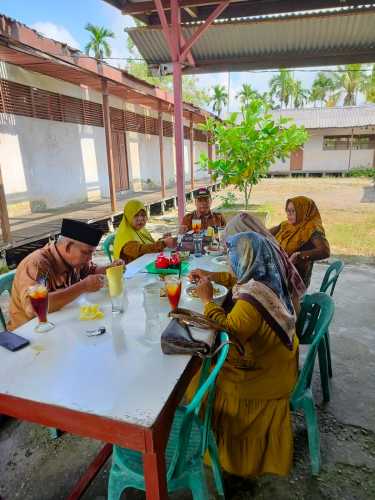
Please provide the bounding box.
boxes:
[181,188,226,232]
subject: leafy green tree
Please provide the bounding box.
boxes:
[362,64,375,103]
[269,69,295,109]
[199,99,308,208]
[332,64,366,106]
[236,83,260,108]
[211,85,229,117]
[85,23,115,60]
[292,80,309,109]
[310,72,335,107]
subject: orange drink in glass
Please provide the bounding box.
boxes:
[28,284,55,333]
[192,218,201,233]
[165,276,182,310]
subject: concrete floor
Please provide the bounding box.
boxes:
[0,262,375,499]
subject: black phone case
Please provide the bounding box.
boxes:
[0,331,30,351]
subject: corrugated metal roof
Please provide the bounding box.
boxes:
[127,5,375,73]
[271,105,375,129]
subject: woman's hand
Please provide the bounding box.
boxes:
[189,269,212,283]
[163,237,177,248]
[178,224,188,234]
[195,277,214,305]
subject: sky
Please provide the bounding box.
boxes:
[0,0,358,112]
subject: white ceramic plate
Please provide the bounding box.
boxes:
[204,245,225,256]
[184,282,227,305]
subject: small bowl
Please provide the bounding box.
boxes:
[184,282,227,305]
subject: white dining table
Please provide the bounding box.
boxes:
[0,252,228,500]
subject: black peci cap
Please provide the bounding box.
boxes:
[61,219,103,247]
[194,188,211,199]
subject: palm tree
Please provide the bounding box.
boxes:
[85,23,115,60]
[362,64,375,103]
[310,72,335,107]
[211,85,228,117]
[269,69,295,108]
[236,83,260,107]
[332,64,366,106]
[292,80,309,109]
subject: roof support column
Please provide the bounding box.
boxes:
[207,134,213,183]
[158,108,166,198]
[189,116,194,190]
[0,164,11,244]
[170,2,185,222]
[101,79,117,212]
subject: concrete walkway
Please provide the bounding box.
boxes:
[0,262,374,500]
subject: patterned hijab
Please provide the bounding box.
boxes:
[227,232,296,349]
[223,212,278,243]
[113,200,154,259]
[224,212,306,300]
[275,196,325,256]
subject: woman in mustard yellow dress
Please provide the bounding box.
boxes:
[270,196,330,287]
[190,231,299,477]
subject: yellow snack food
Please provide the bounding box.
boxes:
[79,304,105,320]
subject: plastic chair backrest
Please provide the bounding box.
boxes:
[291,293,335,402]
[319,260,344,297]
[102,233,115,262]
[0,270,16,329]
[167,331,230,480]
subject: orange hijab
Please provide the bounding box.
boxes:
[275,196,325,256]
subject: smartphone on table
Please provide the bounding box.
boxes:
[0,330,30,351]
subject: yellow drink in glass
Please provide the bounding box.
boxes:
[106,265,124,296]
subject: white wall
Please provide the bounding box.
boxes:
[0,114,108,208]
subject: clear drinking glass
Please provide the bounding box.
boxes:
[106,265,125,313]
[193,233,203,257]
[165,276,182,310]
[28,284,55,333]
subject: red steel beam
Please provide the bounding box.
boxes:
[102,79,117,212]
[154,0,176,60]
[170,1,186,222]
[180,0,230,62]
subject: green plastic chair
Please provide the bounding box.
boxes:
[319,260,344,379]
[291,292,335,475]
[102,233,115,262]
[0,270,16,329]
[108,331,230,500]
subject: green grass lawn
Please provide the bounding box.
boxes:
[214,178,375,259]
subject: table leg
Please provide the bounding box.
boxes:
[144,450,168,500]
[67,443,113,500]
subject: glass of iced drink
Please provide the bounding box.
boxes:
[165,276,182,310]
[28,284,55,333]
[192,218,202,234]
[106,264,125,313]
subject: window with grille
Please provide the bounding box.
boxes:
[323,135,375,150]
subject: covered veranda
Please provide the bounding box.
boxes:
[0,14,216,249]
[104,0,375,225]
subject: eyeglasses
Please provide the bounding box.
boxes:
[135,213,147,220]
